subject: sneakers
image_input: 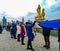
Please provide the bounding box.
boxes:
[46,46,50,49]
[43,45,50,49]
[21,43,25,45]
[14,38,17,39]
[11,37,13,38]
[17,40,20,42]
[43,45,47,47]
[30,48,35,51]
[27,48,35,51]
[27,48,31,50]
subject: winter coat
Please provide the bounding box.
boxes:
[42,27,51,36]
[0,25,3,33]
[25,22,35,40]
[10,23,17,34]
[16,25,21,37]
[20,25,25,38]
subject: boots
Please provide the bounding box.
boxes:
[21,38,25,45]
[17,34,20,42]
[46,42,50,49]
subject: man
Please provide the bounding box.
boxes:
[42,27,51,49]
[25,21,36,51]
[0,23,3,34]
[58,29,60,42]
[10,21,17,39]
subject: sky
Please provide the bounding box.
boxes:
[0,0,60,21]
[0,0,43,17]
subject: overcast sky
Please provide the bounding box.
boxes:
[0,0,60,19]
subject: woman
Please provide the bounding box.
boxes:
[17,23,21,42]
[20,22,25,45]
[25,21,36,51]
[10,21,17,39]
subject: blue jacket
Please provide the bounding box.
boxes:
[25,22,35,39]
[0,25,3,33]
[10,23,17,34]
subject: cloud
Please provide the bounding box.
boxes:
[26,12,37,17]
[45,11,60,20]
[0,0,60,21]
[24,12,37,21]
[0,0,43,17]
[46,0,56,7]
[44,0,60,15]
[41,0,46,6]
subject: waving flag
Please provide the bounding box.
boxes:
[38,19,60,42]
[38,19,60,29]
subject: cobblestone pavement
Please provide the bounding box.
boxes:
[0,29,59,51]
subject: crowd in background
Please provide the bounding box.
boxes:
[0,20,51,51]
[0,17,59,51]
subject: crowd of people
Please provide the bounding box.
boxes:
[6,20,36,51]
[0,20,59,51]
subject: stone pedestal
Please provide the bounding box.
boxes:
[35,16,45,21]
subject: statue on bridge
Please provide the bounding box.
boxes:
[42,8,45,20]
[35,4,45,21]
[36,5,41,17]
[2,16,7,28]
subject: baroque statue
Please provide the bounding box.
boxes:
[36,5,41,16]
[42,8,45,20]
[35,4,45,21]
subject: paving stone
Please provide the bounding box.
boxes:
[0,30,59,51]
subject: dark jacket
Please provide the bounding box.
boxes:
[20,24,25,38]
[42,27,51,36]
[0,25,3,33]
[58,29,60,42]
[25,22,35,40]
[10,23,17,34]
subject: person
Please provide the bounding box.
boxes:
[58,29,60,42]
[32,27,36,36]
[10,21,17,39]
[6,22,11,31]
[2,16,7,29]
[58,29,60,51]
[0,23,3,34]
[42,27,51,49]
[25,21,36,51]
[20,22,25,45]
[16,23,21,42]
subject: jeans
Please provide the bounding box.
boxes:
[27,39,33,49]
[10,33,16,39]
[17,34,20,41]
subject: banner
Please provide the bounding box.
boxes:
[38,19,60,29]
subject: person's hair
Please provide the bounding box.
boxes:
[20,22,23,24]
